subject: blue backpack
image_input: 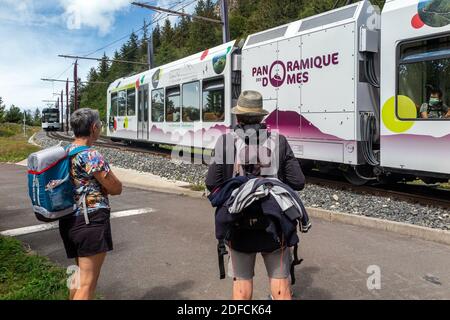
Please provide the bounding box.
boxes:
[27,145,90,223]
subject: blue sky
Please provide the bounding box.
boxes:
[0,0,196,111]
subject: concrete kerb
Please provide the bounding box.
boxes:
[28,132,41,147]
[306,208,450,246]
[15,159,450,246]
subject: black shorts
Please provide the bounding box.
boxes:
[59,208,113,259]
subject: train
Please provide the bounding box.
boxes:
[106,0,450,185]
[41,108,61,132]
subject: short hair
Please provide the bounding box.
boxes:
[236,114,265,125]
[430,88,443,98]
[70,108,101,137]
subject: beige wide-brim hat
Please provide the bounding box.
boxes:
[231,90,269,116]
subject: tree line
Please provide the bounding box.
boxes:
[0,96,42,126]
[78,0,386,121]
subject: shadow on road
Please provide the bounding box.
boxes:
[294,266,333,300]
[141,280,196,300]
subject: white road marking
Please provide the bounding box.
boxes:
[0,208,155,237]
[1,223,58,237]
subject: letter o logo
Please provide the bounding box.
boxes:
[269,60,286,88]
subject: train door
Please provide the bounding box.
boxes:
[137,84,149,140]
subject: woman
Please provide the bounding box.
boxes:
[59,108,122,300]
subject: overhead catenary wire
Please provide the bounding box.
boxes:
[79,0,196,58]
[116,0,199,60]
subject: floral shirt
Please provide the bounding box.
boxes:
[67,144,111,215]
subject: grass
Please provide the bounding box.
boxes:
[0,235,69,300]
[0,123,41,163]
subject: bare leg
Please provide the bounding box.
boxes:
[233,279,253,300]
[73,253,106,300]
[270,278,292,300]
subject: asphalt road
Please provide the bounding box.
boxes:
[1,163,450,299]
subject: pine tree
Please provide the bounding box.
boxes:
[152,24,161,50]
[98,53,110,80]
[141,19,149,63]
[5,105,23,123]
[187,0,221,54]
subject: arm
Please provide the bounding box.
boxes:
[444,105,450,119]
[94,170,122,196]
[281,135,305,191]
[420,103,428,119]
[205,135,226,192]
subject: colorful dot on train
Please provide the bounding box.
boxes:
[200,49,209,61]
[411,13,425,29]
[382,96,416,133]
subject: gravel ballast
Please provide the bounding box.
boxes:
[35,131,450,231]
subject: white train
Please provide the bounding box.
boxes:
[42,108,61,131]
[107,0,450,185]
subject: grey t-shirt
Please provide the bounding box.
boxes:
[420,103,449,118]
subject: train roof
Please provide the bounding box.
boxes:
[242,0,374,50]
[42,108,59,113]
[107,39,237,93]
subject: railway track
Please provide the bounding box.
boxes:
[45,131,450,210]
[46,131,172,159]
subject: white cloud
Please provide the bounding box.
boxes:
[60,0,132,35]
[0,23,97,111]
[0,0,62,27]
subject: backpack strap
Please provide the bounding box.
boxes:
[68,146,91,157]
[67,145,92,224]
[289,244,303,285]
[217,239,228,280]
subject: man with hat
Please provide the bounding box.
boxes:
[206,90,306,300]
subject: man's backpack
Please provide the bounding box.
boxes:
[27,144,90,223]
[227,126,281,252]
[233,124,276,179]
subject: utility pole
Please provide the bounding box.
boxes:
[23,111,26,137]
[60,90,64,132]
[66,78,69,133]
[74,60,78,111]
[220,0,230,43]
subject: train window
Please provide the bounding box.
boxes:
[398,35,450,120]
[151,89,164,122]
[166,86,181,123]
[127,89,136,116]
[118,90,127,117]
[182,81,200,122]
[110,93,118,117]
[202,79,225,122]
